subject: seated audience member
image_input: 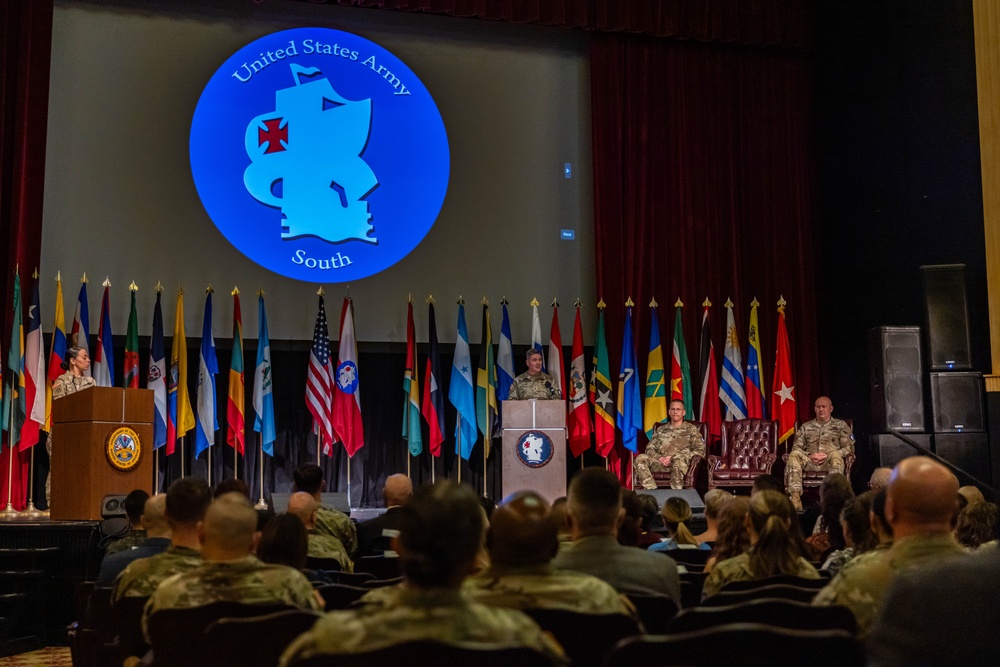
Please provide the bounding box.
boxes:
[750,474,783,496]
[805,472,854,561]
[355,473,412,558]
[293,464,357,556]
[832,487,893,578]
[704,496,751,574]
[552,467,680,602]
[258,512,331,584]
[279,481,565,665]
[113,478,211,601]
[635,494,663,548]
[144,493,322,641]
[288,492,354,572]
[821,491,878,576]
[867,530,1000,666]
[648,497,710,552]
[465,490,633,617]
[98,494,170,586]
[617,490,645,547]
[694,489,733,545]
[868,467,892,492]
[106,489,150,555]
[955,501,998,551]
[702,491,819,598]
[549,497,573,548]
[813,457,966,634]
[214,478,251,498]
[957,485,986,507]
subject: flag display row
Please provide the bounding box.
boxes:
[0,273,798,479]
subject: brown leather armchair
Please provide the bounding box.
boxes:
[708,419,778,490]
[651,420,708,489]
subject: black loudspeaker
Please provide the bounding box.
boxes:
[921,264,972,370]
[929,372,985,432]
[935,433,990,483]
[101,494,128,519]
[869,326,925,432]
[643,488,705,515]
[872,434,933,468]
[270,492,350,515]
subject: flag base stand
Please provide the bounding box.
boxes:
[0,504,19,520]
[20,500,45,519]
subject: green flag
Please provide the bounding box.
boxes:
[670,304,694,414]
[2,274,25,452]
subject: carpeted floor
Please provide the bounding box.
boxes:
[0,647,72,666]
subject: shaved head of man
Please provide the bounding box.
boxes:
[487,491,557,567]
[200,493,261,559]
[287,491,321,531]
[886,457,959,538]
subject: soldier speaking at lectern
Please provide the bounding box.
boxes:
[508,349,561,400]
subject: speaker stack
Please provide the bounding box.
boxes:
[869,326,928,466]
[919,264,989,482]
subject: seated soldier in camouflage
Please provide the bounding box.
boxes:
[143,493,322,642]
[464,490,634,618]
[113,478,211,601]
[293,464,357,557]
[634,400,706,490]
[509,349,561,400]
[105,489,150,555]
[279,481,566,666]
[784,396,855,510]
[288,491,354,572]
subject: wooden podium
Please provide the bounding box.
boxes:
[50,387,154,520]
[501,400,566,504]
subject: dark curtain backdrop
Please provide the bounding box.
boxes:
[589,33,822,484]
[0,0,53,510]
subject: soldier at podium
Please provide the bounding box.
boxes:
[509,349,560,400]
[634,400,706,490]
[48,346,96,502]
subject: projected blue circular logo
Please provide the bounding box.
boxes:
[190,28,450,282]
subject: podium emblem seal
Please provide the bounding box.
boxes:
[515,430,554,469]
[106,427,142,471]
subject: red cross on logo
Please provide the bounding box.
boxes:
[258,118,288,154]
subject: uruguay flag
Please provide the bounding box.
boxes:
[449,304,477,460]
[253,295,276,456]
[616,306,642,453]
[149,292,168,450]
[720,301,748,420]
[92,284,114,387]
[194,292,218,458]
[497,303,515,402]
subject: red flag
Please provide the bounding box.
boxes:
[771,299,796,444]
[332,298,364,457]
[567,306,592,456]
[421,303,445,457]
[227,292,245,455]
[547,304,565,399]
[698,301,722,441]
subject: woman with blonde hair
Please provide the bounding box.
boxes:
[648,497,710,552]
[702,490,819,598]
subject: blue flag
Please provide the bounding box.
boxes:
[616,306,642,453]
[497,303,515,402]
[194,292,218,458]
[149,292,167,449]
[449,304,477,460]
[253,295,276,455]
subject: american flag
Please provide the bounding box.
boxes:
[306,296,335,455]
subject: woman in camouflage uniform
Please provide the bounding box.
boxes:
[48,346,96,502]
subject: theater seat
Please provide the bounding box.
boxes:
[288,640,560,667]
[651,421,709,489]
[708,419,777,490]
[602,623,863,667]
[666,598,857,635]
[523,609,640,667]
[204,608,322,667]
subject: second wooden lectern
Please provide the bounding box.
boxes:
[50,387,154,521]
[501,400,566,504]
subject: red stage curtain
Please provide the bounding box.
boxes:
[0,0,54,509]
[297,0,811,49]
[590,33,822,484]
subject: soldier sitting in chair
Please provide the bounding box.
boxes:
[634,400,706,490]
